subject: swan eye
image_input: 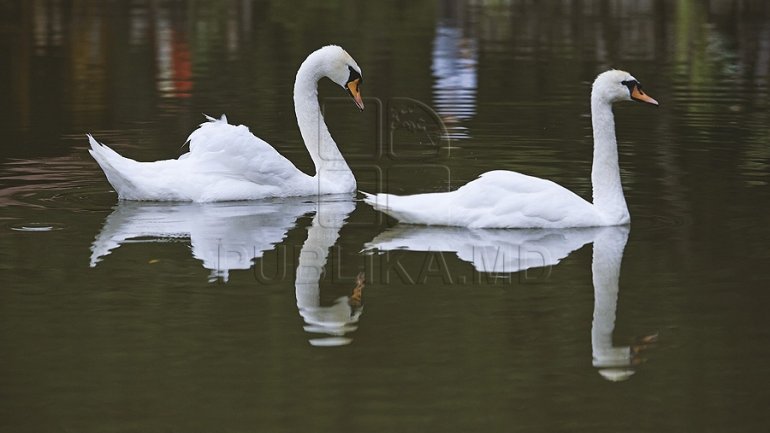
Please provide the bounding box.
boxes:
[347,65,362,85]
[621,79,638,93]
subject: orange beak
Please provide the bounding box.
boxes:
[631,85,658,106]
[346,78,364,111]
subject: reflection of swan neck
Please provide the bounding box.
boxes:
[591,227,632,380]
[590,95,628,223]
[295,203,353,297]
[294,211,345,308]
[591,228,628,303]
[295,201,359,346]
[294,52,352,178]
[591,230,623,343]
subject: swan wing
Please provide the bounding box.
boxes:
[184,115,307,185]
[364,170,602,228]
[88,116,311,201]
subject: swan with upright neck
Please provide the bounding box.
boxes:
[88,45,363,202]
[363,70,657,228]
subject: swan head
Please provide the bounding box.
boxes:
[593,70,658,106]
[315,45,365,111]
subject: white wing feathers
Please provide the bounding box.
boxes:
[363,170,601,228]
[88,116,312,201]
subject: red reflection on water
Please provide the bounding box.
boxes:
[155,12,193,99]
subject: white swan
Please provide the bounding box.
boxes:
[88,45,364,202]
[363,70,658,228]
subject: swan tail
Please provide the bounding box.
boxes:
[361,191,394,216]
[361,190,385,210]
[362,191,428,224]
[359,190,377,203]
[87,134,140,199]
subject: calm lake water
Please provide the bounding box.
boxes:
[1,0,769,432]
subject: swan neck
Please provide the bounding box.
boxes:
[590,97,628,223]
[294,55,352,178]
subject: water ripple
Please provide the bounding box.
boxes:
[0,151,114,211]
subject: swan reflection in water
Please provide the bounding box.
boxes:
[90,198,317,282]
[366,225,600,274]
[366,224,656,381]
[90,196,365,346]
[294,199,364,347]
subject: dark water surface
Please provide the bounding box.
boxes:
[1,1,769,432]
